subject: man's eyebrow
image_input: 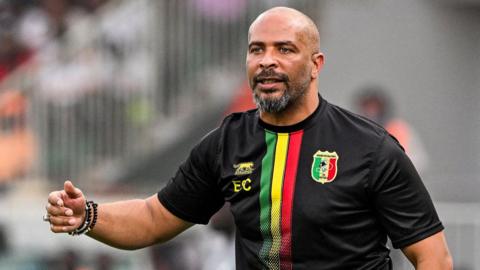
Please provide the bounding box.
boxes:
[274,41,298,49]
[248,41,265,48]
[274,40,294,45]
[248,40,298,48]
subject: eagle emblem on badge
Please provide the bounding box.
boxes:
[311,150,339,184]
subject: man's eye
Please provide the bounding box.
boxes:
[249,47,262,53]
[279,47,292,53]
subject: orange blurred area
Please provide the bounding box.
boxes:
[224,82,255,116]
[0,90,36,183]
[0,90,27,116]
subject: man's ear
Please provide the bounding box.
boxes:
[311,52,324,79]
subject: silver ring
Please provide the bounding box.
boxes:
[42,214,51,222]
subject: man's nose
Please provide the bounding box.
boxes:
[259,50,278,69]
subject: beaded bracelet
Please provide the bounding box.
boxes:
[68,201,91,236]
[90,201,98,230]
[69,200,98,236]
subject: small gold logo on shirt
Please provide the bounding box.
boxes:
[234,162,254,176]
[232,178,252,192]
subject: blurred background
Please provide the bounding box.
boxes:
[0,0,478,269]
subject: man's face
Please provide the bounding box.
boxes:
[246,16,313,113]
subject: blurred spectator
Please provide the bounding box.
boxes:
[41,249,83,270]
[355,85,431,268]
[354,85,429,172]
[15,0,92,51]
[60,249,80,270]
[191,0,247,22]
[74,0,108,14]
[0,224,8,255]
[148,205,236,270]
[0,7,33,82]
[0,90,36,183]
[150,241,191,270]
[95,252,114,270]
[199,204,235,270]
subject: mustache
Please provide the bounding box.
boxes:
[253,69,289,85]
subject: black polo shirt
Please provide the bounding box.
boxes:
[158,97,443,270]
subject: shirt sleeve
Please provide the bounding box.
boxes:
[157,128,225,225]
[368,134,444,249]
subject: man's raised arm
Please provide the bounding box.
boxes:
[45,180,192,250]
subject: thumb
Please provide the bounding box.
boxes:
[64,180,83,199]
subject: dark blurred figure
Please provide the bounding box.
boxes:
[355,86,431,269]
[95,252,114,270]
[61,249,80,270]
[0,224,9,256]
[355,86,392,127]
[73,0,108,14]
[355,85,429,172]
[150,241,189,270]
[149,204,236,270]
[201,204,235,270]
[0,5,33,82]
[41,249,82,270]
[39,0,71,39]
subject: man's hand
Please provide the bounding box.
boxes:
[45,181,192,249]
[46,180,86,233]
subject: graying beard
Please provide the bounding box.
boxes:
[254,92,291,113]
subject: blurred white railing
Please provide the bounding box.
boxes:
[389,202,480,270]
[0,0,252,187]
[0,0,325,187]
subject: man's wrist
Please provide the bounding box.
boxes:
[69,200,98,236]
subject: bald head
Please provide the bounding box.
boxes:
[248,7,320,54]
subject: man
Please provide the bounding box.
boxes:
[45,7,452,269]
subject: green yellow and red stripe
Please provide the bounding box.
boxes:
[259,131,303,270]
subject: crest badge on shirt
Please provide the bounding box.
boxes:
[311,150,339,184]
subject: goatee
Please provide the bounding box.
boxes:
[251,68,310,113]
[253,90,292,113]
